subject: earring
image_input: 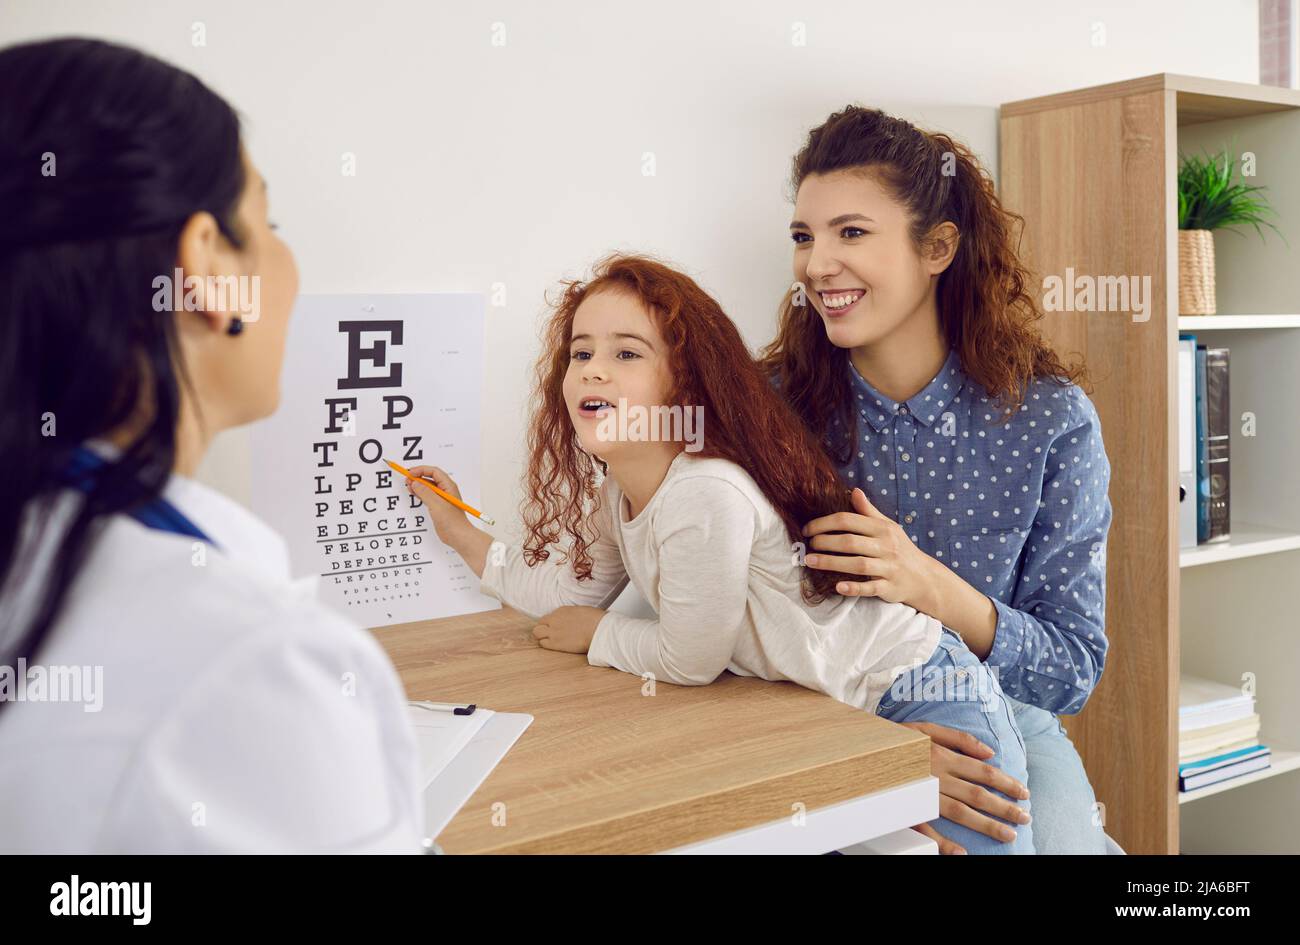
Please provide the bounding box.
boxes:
[227,316,244,336]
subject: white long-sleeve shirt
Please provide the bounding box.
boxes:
[479,452,941,711]
[0,466,424,854]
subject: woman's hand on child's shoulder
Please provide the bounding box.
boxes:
[533,606,606,654]
[802,486,942,615]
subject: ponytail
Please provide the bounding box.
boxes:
[0,38,245,694]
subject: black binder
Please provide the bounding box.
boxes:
[1202,346,1230,544]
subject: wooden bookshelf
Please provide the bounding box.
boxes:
[1001,74,1300,854]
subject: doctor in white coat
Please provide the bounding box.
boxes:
[0,38,424,853]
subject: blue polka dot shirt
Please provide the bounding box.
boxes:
[832,348,1113,715]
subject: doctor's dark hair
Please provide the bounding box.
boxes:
[758,105,1087,466]
[0,38,246,691]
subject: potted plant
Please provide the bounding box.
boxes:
[1177,146,1281,315]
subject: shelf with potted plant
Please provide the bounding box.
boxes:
[1174,145,1298,334]
[1173,149,1300,382]
[1176,143,1295,571]
[1176,145,1283,316]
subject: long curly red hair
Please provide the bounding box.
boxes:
[758,105,1089,465]
[522,254,852,602]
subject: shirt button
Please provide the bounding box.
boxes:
[900,452,911,461]
[899,404,909,415]
[904,513,915,524]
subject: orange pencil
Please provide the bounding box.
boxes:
[385,459,496,526]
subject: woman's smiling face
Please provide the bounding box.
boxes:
[789,168,941,350]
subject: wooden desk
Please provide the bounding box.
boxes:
[375,606,936,854]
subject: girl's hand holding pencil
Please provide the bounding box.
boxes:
[392,461,488,543]
[393,460,496,580]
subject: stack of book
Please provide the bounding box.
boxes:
[1179,675,1270,794]
[1176,334,1229,548]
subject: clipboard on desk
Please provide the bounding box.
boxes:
[408,702,533,842]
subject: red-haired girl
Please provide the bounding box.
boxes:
[408,254,1034,855]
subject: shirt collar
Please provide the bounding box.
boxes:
[84,438,292,584]
[163,475,293,583]
[846,348,968,431]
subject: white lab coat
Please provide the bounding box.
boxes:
[0,464,424,853]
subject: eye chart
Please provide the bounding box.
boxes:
[249,294,500,628]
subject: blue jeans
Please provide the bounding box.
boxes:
[1007,698,1108,854]
[874,629,1034,855]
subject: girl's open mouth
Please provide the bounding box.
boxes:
[577,397,616,419]
[818,289,866,318]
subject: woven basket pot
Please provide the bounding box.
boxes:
[1179,229,1216,315]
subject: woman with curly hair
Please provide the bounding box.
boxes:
[760,106,1113,854]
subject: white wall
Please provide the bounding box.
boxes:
[4,0,1260,542]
